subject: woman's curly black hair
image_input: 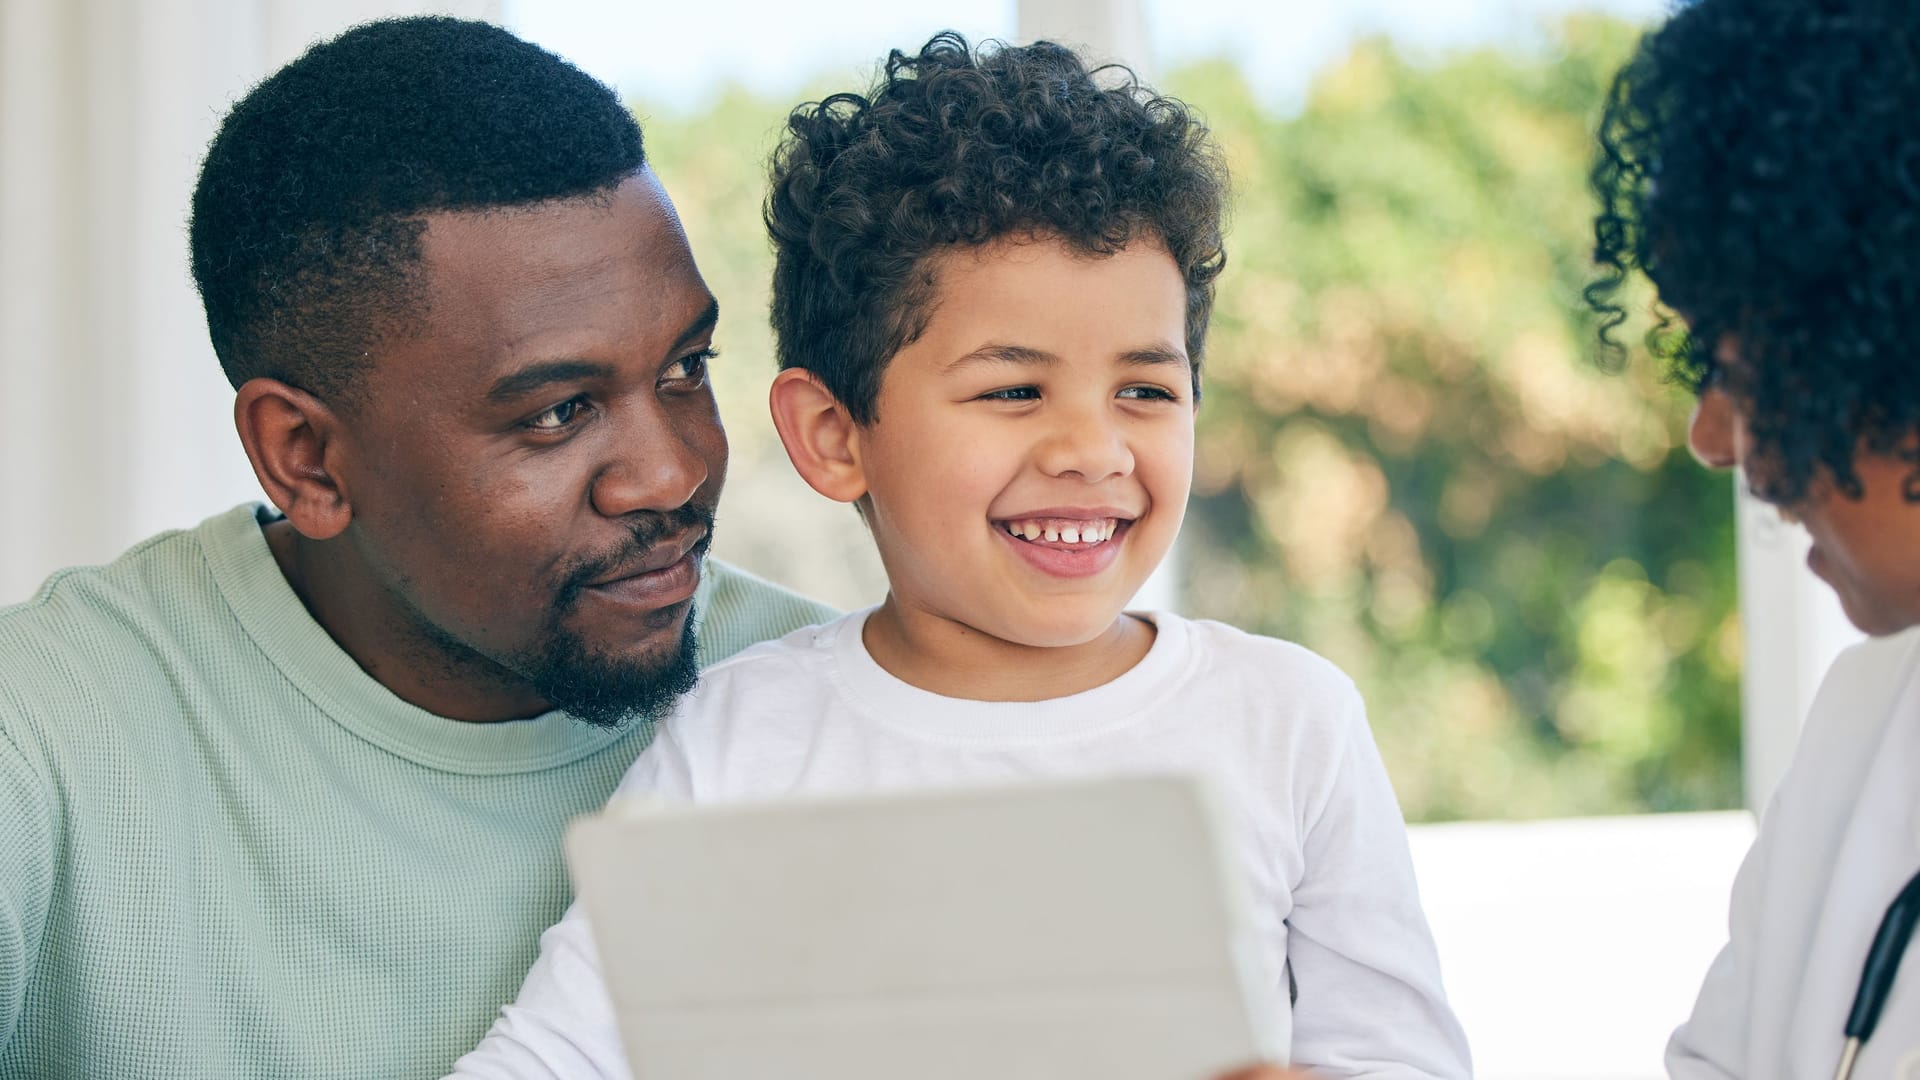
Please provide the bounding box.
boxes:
[1589,0,1920,503]
[765,31,1228,424]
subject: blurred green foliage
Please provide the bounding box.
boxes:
[638,13,1742,823]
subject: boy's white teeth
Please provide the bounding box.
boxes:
[1002,518,1119,545]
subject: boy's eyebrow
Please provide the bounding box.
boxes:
[945,343,1054,371]
[1119,344,1192,368]
[485,297,721,404]
[945,341,1190,371]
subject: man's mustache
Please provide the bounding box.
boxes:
[554,504,718,611]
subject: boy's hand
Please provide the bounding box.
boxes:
[1213,1067,1316,1080]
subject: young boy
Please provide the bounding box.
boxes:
[452,33,1469,1079]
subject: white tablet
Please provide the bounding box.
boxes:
[565,773,1280,1080]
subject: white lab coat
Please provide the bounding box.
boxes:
[1670,626,1920,1080]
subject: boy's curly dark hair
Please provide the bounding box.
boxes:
[1588,0,1920,503]
[189,17,644,402]
[765,31,1228,424]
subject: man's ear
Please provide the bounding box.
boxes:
[767,368,869,504]
[233,378,354,541]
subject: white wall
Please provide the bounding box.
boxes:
[1409,812,1755,1079]
[0,0,497,605]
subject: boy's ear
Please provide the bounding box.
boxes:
[768,368,869,504]
[233,377,355,541]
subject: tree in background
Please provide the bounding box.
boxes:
[639,13,1740,822]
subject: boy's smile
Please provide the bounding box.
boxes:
[994,513,1132,578]
[806,233,1195,699]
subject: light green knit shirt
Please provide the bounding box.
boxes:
[0,504,836,1079]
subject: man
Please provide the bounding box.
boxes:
[1590,0,1920,1075]
[0,18,833,1078]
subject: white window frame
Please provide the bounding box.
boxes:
[1735,481,1860,809]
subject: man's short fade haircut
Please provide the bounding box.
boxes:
[765,31,1228,425]
[189,16,645,402]
[1588,0,1920,504]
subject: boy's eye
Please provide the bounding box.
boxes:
[1118,384,1181,402]
[663,347,717,385]
[526,396,590,432]
[980,386,1041,402]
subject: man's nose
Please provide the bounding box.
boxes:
[1687,386,1740,471]
[1035,404,1134,482]
[591,404,710,517]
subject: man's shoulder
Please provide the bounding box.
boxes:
[0,516,234,728]
[694,558,839,667]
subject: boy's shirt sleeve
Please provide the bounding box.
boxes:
[443,721,702,1080]
[1281,690,1474,1080]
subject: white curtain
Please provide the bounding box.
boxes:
[1018,0,1151,74]
[0,0,497,604]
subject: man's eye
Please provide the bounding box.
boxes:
[981,386,1041,402]
[663,348,717,385]
[526,396,589,432]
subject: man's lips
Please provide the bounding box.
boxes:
[580,529,708,612]
[587,528,708,588]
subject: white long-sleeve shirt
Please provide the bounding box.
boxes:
[452,610,1471,1079]
[1669,626,1920,1079]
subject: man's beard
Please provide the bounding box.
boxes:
[525,603,701,728]
[522,505,715,728]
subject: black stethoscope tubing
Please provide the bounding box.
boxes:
[1833,866,1920,1080]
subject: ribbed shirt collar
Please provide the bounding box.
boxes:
[197,503,662,775]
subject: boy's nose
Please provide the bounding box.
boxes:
[1035,409,1134,482]
[1687,387,1740,471]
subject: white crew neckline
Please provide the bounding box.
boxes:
[826,607,1196,743]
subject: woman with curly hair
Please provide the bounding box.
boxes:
[1591,0,1920,1075]
[451,31,1467,1080]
